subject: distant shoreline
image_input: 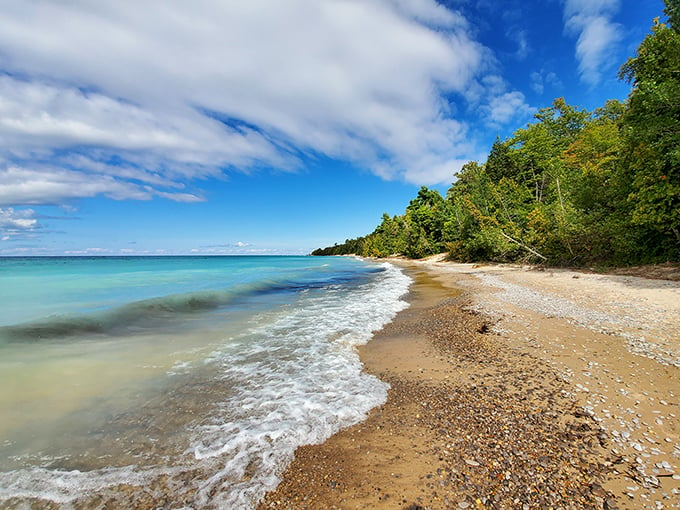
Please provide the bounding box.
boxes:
[314,252,680,282]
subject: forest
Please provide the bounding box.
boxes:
[313,2,679,266]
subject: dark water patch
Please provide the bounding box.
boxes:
[0,290,237,342]
[0,268,383,342]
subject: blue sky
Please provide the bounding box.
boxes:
[0,0,666,255]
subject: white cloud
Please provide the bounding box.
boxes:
[0,165,203,206]
[0,207,38,230]
[403,158,475,187]
[563,0,623,85]
[484,91,536,127]
[0,0,523,201]
[63,247,114,255]
[386,0,466,28]
[477,76,536,129]
[0,75,290,179]
[0,207,40,239]
[0,246,45,255]
[1,208,37,229]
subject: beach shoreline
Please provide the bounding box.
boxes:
[259,258,680,509]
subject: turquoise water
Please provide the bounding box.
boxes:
[0,255,371,328]
[0,256,410,508]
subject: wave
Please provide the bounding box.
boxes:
[0,268,384,342]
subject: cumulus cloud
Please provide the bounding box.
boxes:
[484,91,536,127]
[475,75,536,129]
[563,0,623,85]
[0,0,529,203]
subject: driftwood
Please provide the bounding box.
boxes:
[500,231,547,261]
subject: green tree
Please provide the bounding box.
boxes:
[559,100,643,263]
[619,5,680,250]
[444,162,515,261]
[665,0,680,30]
[510,98,589,203]
[367,213,408,256]
[403,187,448,258]
[485,137,519,182]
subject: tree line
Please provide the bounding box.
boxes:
[313,3,679,266]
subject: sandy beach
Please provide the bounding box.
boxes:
[260,258,680,509]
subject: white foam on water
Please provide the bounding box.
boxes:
[0,262,411,509]
[189,262,411,508]
[0,465,152,504]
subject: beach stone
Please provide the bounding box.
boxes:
[604,498,619,510]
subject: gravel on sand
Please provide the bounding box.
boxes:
[259,262,680,509]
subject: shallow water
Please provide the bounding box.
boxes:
[0,256,410,508]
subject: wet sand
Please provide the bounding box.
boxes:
[259,260,680,509]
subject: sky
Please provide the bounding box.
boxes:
[0,0,666,256]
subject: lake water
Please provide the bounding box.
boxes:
[0,255,410,508]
